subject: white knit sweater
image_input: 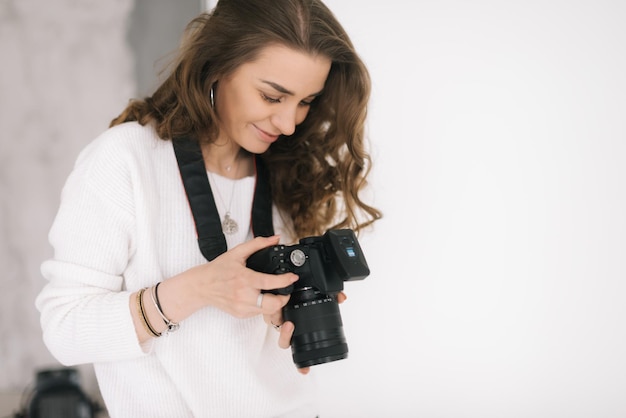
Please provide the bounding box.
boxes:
[36,122,318,418]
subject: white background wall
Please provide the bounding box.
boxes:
[1,0,625,417]
[317,1,626,417]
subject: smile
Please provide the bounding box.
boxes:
[254,125,280,143]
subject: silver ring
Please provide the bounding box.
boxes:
[270,321,281,331]
[256,293,264,308]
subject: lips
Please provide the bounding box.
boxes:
[254,125,280,143]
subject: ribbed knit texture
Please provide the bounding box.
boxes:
[36,122,318,418]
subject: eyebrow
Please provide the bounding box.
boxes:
[261,80,324,98]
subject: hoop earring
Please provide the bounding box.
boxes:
[210,85,215,108]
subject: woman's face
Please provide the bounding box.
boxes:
[214,44,331,154]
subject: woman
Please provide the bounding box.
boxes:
[36,0,381,416]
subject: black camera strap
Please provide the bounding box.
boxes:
[172,137,274,261]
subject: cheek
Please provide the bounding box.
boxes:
[224,102,258,132]
[295,107,310,125]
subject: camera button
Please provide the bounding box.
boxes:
[290,249,307,267]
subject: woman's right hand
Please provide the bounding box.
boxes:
[133,236,298,342]
[180,235,298,318]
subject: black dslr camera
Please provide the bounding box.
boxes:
[247,229,369,368]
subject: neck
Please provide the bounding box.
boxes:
[202,142,245,178]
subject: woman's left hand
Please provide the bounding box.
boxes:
[265,291,347,375]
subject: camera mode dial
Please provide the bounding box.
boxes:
[290,249,306,267]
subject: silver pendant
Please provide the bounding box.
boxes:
[222,213,239,235]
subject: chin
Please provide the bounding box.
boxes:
[242,141,272,155]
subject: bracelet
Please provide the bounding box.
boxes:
[137,288,161,338]
[150,282,180,333]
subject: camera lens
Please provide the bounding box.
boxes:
[283,288,348,368]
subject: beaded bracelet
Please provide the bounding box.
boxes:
[137,287,161,338]
[150,282,180,333]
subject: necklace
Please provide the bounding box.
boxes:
[208,156,241,235]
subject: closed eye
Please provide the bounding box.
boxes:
[261,92,316,107]
[261,93,281,104]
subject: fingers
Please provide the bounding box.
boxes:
[234,234,298,297]
[232,235,280,259]
[277,321,309,374]
[263,310,284,330]
[209,235,296,317]
[237,235,299,291]
[256,271,298,293]
[278,321,294,349]
[297,366,311,375]
[272,293,349,375]
[258,293,290,315]
[274,293,349,345]
[337,291,347,304]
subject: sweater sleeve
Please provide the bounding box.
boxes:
[36,131,146,365]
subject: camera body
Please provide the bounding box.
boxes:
[247,229,369,368]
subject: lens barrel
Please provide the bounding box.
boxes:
[283,289,348,368]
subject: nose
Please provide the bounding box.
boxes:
[270,105,299,136]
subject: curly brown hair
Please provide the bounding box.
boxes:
[110,0,381,238]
